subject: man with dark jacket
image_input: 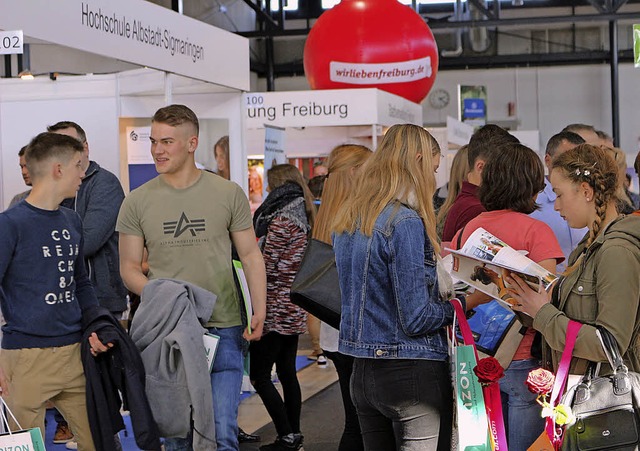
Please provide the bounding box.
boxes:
[49,121,128,316]
[48,121,128,445]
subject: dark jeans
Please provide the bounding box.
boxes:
[250,332,302,437]
[324,351,364,451]
[351,358,452,451]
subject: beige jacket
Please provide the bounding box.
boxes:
[533,214,640,375]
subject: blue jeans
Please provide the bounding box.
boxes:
[500,359,545,451]
[164,325,245,451]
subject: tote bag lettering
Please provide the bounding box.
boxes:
[0,428,46,451]
[0,397,46,451]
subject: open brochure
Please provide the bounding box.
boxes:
[445,228,558,310]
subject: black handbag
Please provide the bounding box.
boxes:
[290,239,341,329]
[560,327,640,450]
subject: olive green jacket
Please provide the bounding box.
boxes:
[533,214,640,375]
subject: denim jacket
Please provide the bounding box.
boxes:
[333,202,459,360]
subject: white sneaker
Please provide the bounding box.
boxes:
[65,440,78,450]
[317,355,328,366]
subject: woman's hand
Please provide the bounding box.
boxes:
[505,273,553,317]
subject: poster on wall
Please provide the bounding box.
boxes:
[458,85,487,127]
[263,125,287,199]
[126,126,157,191]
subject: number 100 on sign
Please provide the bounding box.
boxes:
[0,30,24,55]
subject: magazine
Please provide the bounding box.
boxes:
[233,260,253,334]
[445,228,558,310]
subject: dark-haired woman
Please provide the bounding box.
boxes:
[451,142,563,451]
[250,164,316,451]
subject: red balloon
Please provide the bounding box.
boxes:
[303,0,439,104]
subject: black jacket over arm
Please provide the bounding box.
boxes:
[81,305,161,451]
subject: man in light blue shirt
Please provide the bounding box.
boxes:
[531,131,588,272]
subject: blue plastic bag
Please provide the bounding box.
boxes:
[456,300,521,361]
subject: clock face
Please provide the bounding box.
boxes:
[428,88,450,109]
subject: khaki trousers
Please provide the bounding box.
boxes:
[0,343,95,451]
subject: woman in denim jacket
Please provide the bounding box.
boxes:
[332,124,462,451]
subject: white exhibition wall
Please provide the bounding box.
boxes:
[0,72,247,210]
[0,76,120,210]
[118,91,247,189]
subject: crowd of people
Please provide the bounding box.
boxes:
[1,104,640,451]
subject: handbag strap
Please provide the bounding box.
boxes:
[546,320,582,448]
[549,320,583,406]
[449,298,478,360]
[595,326,626,372]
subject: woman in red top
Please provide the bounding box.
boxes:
[451,142,563,451]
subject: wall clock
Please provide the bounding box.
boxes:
[428,88,450,109]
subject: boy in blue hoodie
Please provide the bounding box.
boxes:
[0,132,110,451]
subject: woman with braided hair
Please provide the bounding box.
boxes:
[508,143,640,381]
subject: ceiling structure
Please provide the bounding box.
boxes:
[145,0,640,144]
[148,0,640,85]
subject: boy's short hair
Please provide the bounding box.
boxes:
[152,104,199,136]
[47,121,87,143]
[467,124,519,168]
[545,131,585,158]
[25,132,84,179]
[18,145,28,157]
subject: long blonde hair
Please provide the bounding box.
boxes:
[552,144,618,273]
[267,164,317,227]
[312,144,373,244]
[436,145,469,238]
[331,124,441,254]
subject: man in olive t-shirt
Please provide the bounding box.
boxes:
[117,105,266,451]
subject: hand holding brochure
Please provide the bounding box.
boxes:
[446,228,558,310]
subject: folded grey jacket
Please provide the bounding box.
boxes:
[130,279,217,450]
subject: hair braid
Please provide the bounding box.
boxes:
[587,171,610,247]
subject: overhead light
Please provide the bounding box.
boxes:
[18,70,34,80]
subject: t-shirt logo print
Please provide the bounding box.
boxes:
[163,212,206,238]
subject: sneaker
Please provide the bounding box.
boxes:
[316,354,327,366]
[259,433,304,451]
[238,427,261,443]
[307,350,321,361]
[53,422,74,444]
[65,440,78,450]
